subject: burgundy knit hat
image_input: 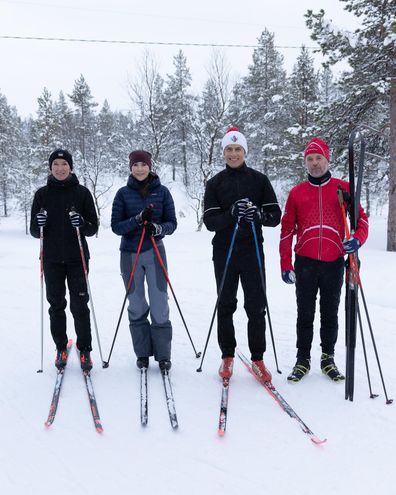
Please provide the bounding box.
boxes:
[129,150,152,170]
[304,138,330,161]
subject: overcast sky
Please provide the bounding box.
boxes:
[0,0,360,117]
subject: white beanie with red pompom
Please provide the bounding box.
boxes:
[221,127,248,155]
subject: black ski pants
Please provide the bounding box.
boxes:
[294,254,344,360]
[213,243,266,361]
[44,260,92,352]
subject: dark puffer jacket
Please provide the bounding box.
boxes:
[30,174,98,262]
[203,163,281,250]
[111,173,177,253]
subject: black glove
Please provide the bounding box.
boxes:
[69,211,84,228]
[145,222,162,237]
[135,207,153,226]
[36,210,47,227]
[243,204,261,223]
[231,198,250,221]
[343,237,360,254]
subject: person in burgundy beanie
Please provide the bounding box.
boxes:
[279,137,369,383]
[111,149,177,372]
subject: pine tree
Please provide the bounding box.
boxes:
[0,93,21,217]
[164,50,196,184]
[284,46,320,183]
[69,74,98,185]
[231,29,289,177]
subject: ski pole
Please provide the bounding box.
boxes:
[250,222,281,374]
[70,209,105,368]
[197,222,239,373]
[150,236,201,358]
[37,214,45,373]
[103,226,146,368]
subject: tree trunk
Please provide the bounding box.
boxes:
[387,76,396,251]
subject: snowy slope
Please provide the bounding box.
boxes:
[0,189,395,495]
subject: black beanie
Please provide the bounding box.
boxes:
[48,149,73,170]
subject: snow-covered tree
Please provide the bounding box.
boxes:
[164,50,196,184]
[69,74,98,185]
[189,51,231,230]
[128,51,175,166]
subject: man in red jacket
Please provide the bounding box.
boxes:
[279,138,368,383]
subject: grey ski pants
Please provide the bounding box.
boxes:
[120,242,172,362]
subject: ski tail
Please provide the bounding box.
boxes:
[218,378,230,436]
[161,369,178,429]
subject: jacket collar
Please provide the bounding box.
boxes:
[308,170,331,186]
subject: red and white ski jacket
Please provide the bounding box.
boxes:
[279,176,369,272]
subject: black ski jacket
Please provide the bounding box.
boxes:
[203,163,281,250]
[30,174,98,263]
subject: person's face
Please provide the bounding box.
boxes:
[223,144,245,169]
[305,153,329,178]
[51,159,71,181]
[131,162,150,181]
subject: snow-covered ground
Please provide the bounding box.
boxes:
[0,185,395,495]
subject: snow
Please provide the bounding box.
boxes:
[0,186,395,495]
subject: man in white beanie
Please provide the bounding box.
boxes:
[203,127,281,382]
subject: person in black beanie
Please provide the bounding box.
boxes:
[30,149,98,371]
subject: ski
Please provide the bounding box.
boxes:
[345,129,365,402]
[218,378,230,436]
[161,369,178,429]
[44,339,73,428]
[76,346,103,433]
[82,369,103,433]
[236,349,326,445]
[140,367,148,426]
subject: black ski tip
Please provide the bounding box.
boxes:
[102,361,109,369]
[37,369,43,373]
[196,367,202,373]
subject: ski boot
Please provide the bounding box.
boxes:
[136,357,149,369]
[80,351,93,372]
[219,357,234,379]
[252,359,272,382]
[287,358,311,383]
[321,353,345,382]
[159,360,172,372]
[55,349,68,370]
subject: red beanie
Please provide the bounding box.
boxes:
[304,138,330,161]
[129,150,152,170]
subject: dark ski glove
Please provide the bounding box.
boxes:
[282,270,296,284]
[231,198,250,221]
[36,210,47,227]
[145,222,162,237]
[69,211,84,228]
[135,206,153,226]
[343,237,360,254]
[243,204,261,223]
